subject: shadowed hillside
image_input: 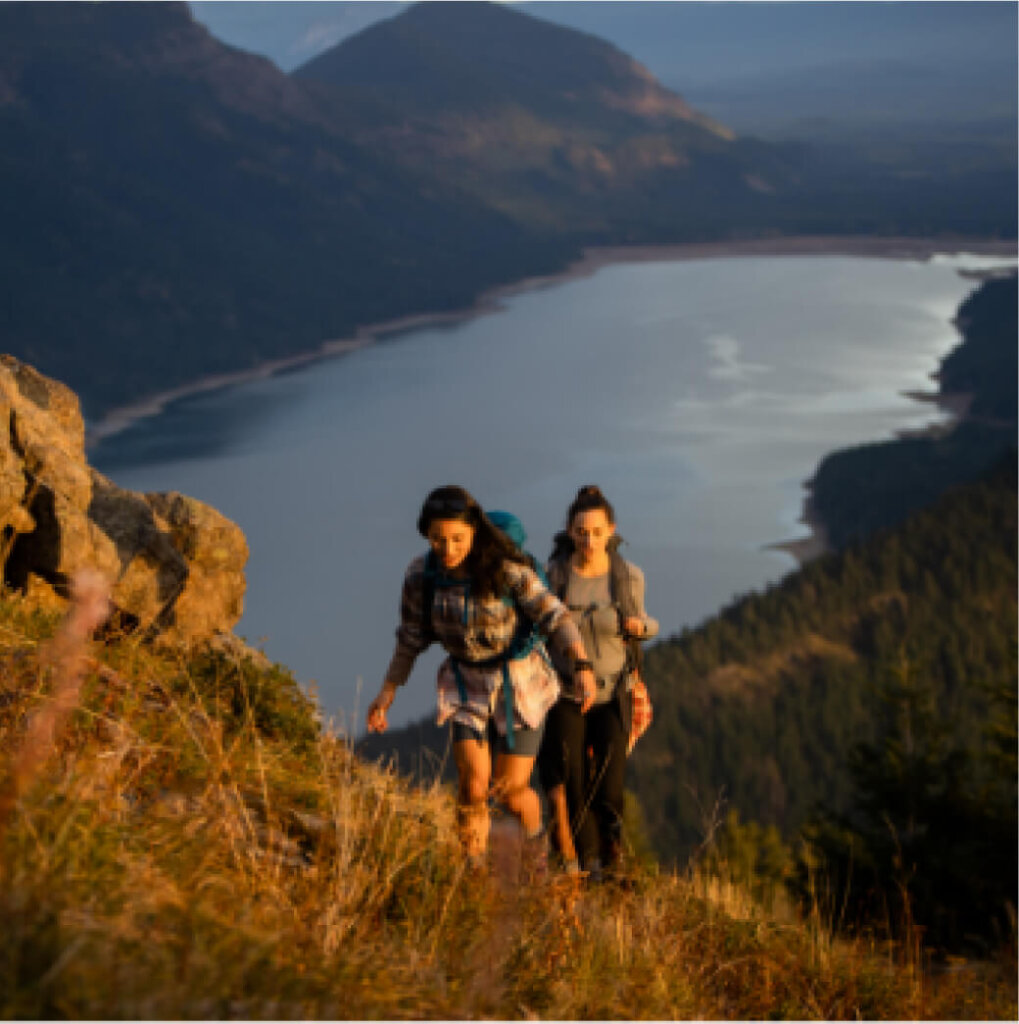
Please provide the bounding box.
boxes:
[0,2,573,421]
[633,454,1016,852]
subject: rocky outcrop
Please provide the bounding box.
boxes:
[1,355,248,645]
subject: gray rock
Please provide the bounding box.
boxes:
[1,355,248,645]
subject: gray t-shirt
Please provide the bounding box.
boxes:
[550,561,659,705]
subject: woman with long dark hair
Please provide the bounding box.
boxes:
[366,485,596,866]
[538,485,658,878]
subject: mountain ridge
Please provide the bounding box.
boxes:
[296,0,731,137]
[0,1,571,420]
[1,1,1014,423]
[292,0,786,233]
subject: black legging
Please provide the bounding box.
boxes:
[583,699,628,865]
[537,698,600,865]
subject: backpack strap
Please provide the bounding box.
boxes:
[608,544,644,678]
[421,549,471,643]
[545,555,569,601]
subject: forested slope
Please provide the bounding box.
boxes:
[632,453,1016,863]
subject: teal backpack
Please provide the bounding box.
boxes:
[421,510,548,751]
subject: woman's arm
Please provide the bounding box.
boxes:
[511,561,596,712]
[367,557,431,733]
[366,681,398,733]
[621,562,659,640]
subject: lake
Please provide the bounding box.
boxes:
[91,250,1014,731]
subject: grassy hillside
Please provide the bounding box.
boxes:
[1,593,1014,1018]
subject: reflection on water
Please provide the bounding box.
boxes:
[91,254,1012,729]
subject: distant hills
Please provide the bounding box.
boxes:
[292,1,795,237]
[1,1,1015,422]
[191,3,1018,131]
[0,2,572,419]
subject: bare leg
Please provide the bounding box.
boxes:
[546,782,577,863]
[492,752,541,834]
[454,735,492,858]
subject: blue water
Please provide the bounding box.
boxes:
[91,251,1014,730]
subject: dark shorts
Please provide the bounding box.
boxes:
[452,717,544,758]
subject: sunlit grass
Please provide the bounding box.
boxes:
[0,588,1014,1020]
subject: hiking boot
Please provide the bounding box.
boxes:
[560,857,581,877]
[521,828,549,884]
[584,857,604,885]
[603,836,624,873]
[456,802,490,861]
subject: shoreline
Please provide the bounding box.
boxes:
[766,493,832,565]
[84,234,1017,450]
[767,381,994,567]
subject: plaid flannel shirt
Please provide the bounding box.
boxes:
[385,554,582,734]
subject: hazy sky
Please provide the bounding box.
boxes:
[188,1,1017,88]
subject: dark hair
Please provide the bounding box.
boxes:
[416,484,529,598]
[567,484,616,527]
[550,484,619,561]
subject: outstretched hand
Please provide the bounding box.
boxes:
[366,683,397,733]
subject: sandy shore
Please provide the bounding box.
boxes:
[767,497,832,565]
[85,233,1017,454]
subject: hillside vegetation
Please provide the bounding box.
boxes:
[1,592,1015,1019]
[636,414,1016,856]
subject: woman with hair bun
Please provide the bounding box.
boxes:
[366,485,596,867]
[539,485,658,879]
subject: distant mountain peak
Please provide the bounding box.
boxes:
[295,0,731,138]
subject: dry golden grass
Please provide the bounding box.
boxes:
[0,588,1015,1020]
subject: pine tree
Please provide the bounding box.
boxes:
[797,652,1017,953]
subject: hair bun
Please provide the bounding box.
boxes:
[577,484,603,500]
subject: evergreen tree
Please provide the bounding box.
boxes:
[797,652,1017,953]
